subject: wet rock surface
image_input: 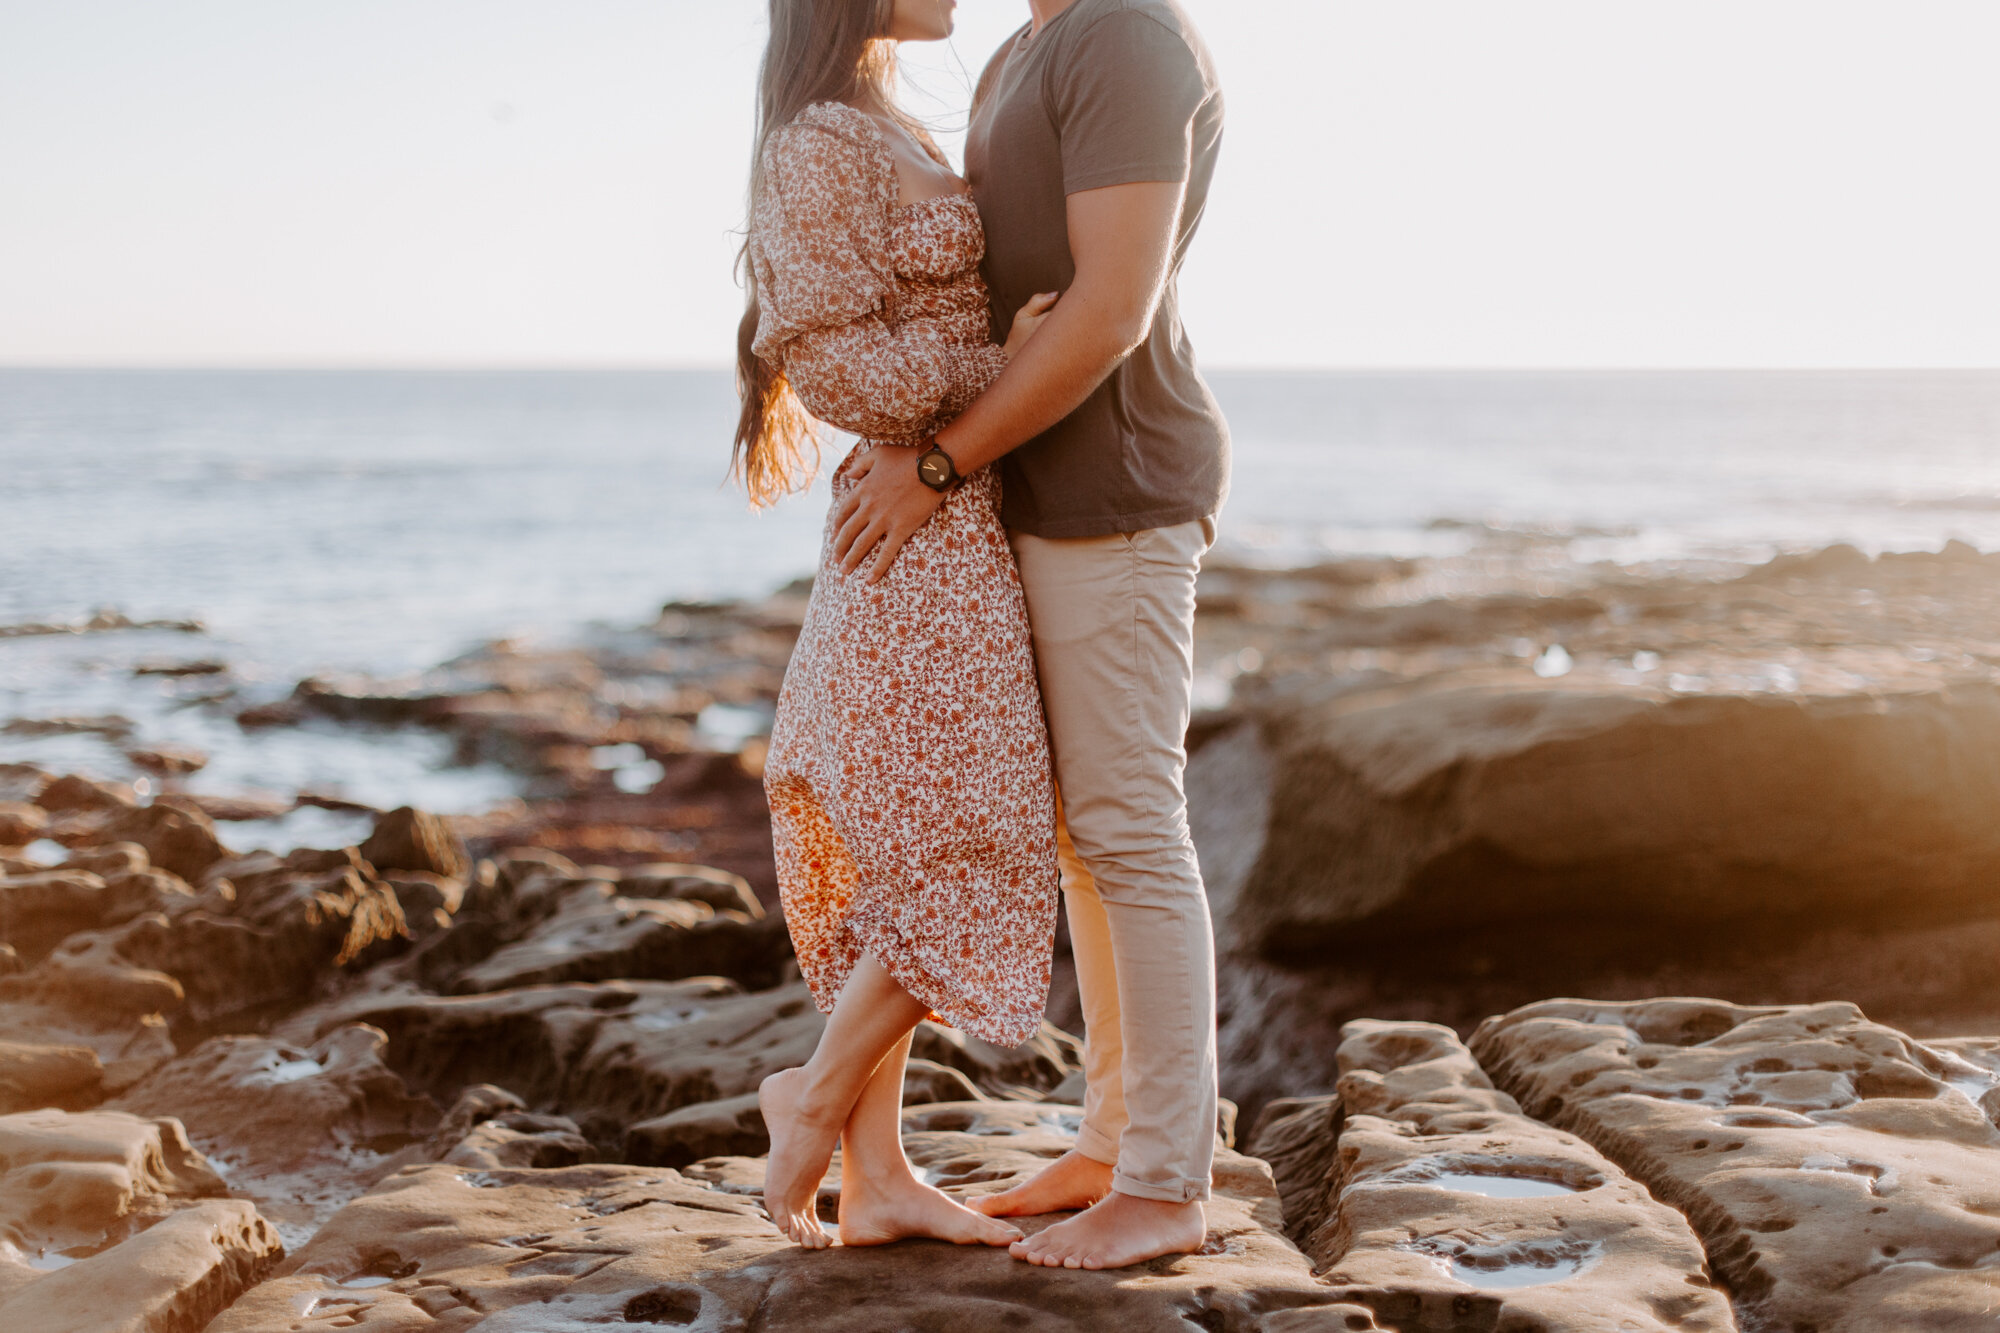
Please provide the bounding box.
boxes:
[1193,543,2000,1117]
[0,1107,280,1330]
[1252,1020,1734,1331]
[206,1104,1357,1333]
[1471,998,2000,1331]
[0,1198,281,1333]
[104,1024,443,1251]
[6,547,2000,1327]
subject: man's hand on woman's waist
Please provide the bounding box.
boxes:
[831,443,948,581]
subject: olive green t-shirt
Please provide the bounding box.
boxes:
[966,0,1229,539]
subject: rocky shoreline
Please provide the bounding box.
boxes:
[5,537,2000,1329]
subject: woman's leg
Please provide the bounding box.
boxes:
[973,817,1120,1217]
[836,1031,1022,1247]
[760,952,930,1246]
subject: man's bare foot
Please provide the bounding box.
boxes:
[1009,1191,1206,1269]
[968,1149,1113,1217]
[838,1171,1023,1248]
[759,1067,844,1248]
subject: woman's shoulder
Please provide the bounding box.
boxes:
[761,102,895,216]
[766,101,884,161]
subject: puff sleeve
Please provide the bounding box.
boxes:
[749,116,1007,441]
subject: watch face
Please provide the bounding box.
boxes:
[920,454,949,486]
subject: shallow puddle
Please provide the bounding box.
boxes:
[258,1057,324,1085]
[1427,1171,1578,1198]
[1408,1236,1599,1290]
[1357,1159,1590,1198]
[1448,1252,1588,1288]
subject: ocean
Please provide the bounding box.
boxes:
[4,367,1997,824]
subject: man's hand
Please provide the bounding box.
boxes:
[830,444,947,583]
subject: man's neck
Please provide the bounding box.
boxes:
[1027,0,1080,35]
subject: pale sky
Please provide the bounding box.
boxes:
[3,1,1997,368]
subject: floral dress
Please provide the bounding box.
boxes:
[748,101,1059,1047]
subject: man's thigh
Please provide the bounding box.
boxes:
[1009,520,1212,864]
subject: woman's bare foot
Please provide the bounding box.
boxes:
[838,1172,1023,1248]
[759,1067,844,1248]
[968,1149,1113,1217]
[1008,1192,1206,1269]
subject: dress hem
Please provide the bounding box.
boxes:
[798,907,1049,1051]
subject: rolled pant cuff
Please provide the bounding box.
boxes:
[1074,1123,1122,1168]
[1112,1171,1211,1204]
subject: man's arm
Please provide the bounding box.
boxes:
[830,179,1185,580]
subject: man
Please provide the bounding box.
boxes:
[828,0,1226,1270]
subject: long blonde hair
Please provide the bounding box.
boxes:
[733,0,900,506]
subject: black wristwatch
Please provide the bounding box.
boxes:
[916,444,963,493]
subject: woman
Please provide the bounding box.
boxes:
[735,0,1063,1249]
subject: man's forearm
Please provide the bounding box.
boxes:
[931,291,1141,474]
[932,180,1182,475]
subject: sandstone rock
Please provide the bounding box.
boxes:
[12,917,188,1020]
[101,868,200,924]
[619,861,765,918]
[97,802,231,883]
[443,1113,594,1170]
[1265,1018,1734,1330]
[0,1040,103,1114]
[33,773,138,814]
[0,861,199,965]
[0,764,50,804]
[623,1062,994,1172]
[103,848,412,1022]
[906,1012,1082,1099]
[427,1085,594,1170]
[359,805,469,879]
[109,1025,439,1168]
[133,659,227,678]
[465,848,583,926]
[1218,679,2000,957]
[0,997,176,1096]
[61,842,150,880]
[329,978,756,1142]
[0,801,49,846]
[0,1109,227,1269]
[126,745,209,776]
[205,1101,1357,1333]
[106,1025,440,1253]
[1245,1092,1344,1252]
[381,870,465,924]
[0,868,114,956]
[429,1083,529,1145]
[408,910,509,989]
[1254,1309,1393,1332]
[0,1197,281,1333]
[1471,996,2000,1331]
[624,1092,768,1169]
[337,979,1078,1151]
[900,1057,987,1105]
[447,881,788,994]
[167,791,292,823]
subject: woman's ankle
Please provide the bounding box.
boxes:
[841,1146,923,1191]
[788,1067,860,1130]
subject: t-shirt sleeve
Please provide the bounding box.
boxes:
[1049,9,1207,195]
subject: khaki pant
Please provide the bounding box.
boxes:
[1009,517,1218,1204]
